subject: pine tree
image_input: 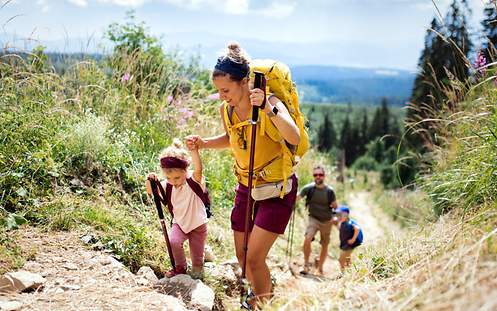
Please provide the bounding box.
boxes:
[407,0,472,151]
[317,112,336,152]
[380,98,390,136]
[359,110,369,156]
[369,106,383,141]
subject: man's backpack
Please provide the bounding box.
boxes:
[157,178,212,218]
[305,185,336,210]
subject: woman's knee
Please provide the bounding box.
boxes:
[247,254,266,270]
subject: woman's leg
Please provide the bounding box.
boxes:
[246,225,279,300]
[170,224,189,270]
[233,230,253,282]
[188,224,208,273]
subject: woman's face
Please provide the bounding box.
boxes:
[213,75,249,107]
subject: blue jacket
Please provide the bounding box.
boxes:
[339,219,363,250]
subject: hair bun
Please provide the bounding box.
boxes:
[172,138,183,149]
[224,41,249,65]
[227,42,241,53]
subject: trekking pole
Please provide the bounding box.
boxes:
[148,177,176,271]
[286,204,297,276]
[240,71,266,304]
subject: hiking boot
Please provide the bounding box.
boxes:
[165,266,187,278]
[299,262,312,275]
[241,287,255,310]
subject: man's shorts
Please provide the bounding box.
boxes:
[305,216,333,245]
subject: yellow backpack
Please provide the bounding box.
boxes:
[249,59,309,160]
[224,59,309,197]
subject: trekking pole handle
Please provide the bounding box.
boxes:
[148,177,165,220]
[252,71,266,123]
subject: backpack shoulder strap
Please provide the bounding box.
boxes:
[326,187,334,207]
[186,177,212,218]
[305,185,316,207]
[186,177,208,206]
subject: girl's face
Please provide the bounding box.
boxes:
[213,75,249,107]
[164,169,187,187]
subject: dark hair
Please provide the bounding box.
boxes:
[212,42,250,82]
[313,165,325,174]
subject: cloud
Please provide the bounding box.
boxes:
[36,0,50,13]
[97,0,146,6]
[375,69,399,76]
[62,0,294,17]
[67,0,88,7]
[259,1,296,18]
[224,0,249,15]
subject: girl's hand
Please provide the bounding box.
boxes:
[186,135,205,150]
[249,88,269,112]
[147,172,159,181]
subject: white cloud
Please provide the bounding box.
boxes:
[259,1,296,18]
[67,0,88,7]
[375,69,399,76]
[224,0,249,15]
[61,0,294,17]
[36,0,50,13]
[97,0,146,6]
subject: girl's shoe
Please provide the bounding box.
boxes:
[165,266,187,278]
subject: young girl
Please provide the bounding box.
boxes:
[145,139,208,278]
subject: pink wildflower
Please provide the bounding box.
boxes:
[167,95,173,104]
[121,72,131,83]
[206,93,220,101]
[473,51,487,77]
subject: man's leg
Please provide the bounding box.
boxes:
[302,235,313,273]
[317,242,329,275]
[302,218,318,274]
[316,220,332,274]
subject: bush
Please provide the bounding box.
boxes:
[352,155,379,171]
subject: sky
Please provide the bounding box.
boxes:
[0,0,489,70]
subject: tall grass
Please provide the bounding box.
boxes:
[0,27,231,276]
[420,82,497,215]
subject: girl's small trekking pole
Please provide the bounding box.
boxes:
[148,177,176,271]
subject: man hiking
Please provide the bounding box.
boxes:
[298,165,337,275]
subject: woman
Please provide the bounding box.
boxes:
[186,42,300,304]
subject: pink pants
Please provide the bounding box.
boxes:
[170,223,207,269]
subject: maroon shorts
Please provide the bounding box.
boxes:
[231,175,298,235]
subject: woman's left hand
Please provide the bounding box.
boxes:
[249,88,268,112]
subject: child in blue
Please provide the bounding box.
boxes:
[336,205,363,271]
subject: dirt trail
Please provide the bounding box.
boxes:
[1,228,187,311]
[272,191,402,305]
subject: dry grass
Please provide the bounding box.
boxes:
[266,203,497,311]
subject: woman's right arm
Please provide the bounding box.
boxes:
[186,103,230,150]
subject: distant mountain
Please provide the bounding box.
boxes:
[291,65,416,105]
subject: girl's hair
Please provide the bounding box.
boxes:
[159,139,190,172]
[212,42,251,82]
